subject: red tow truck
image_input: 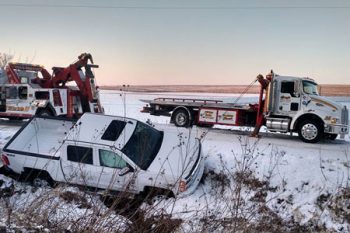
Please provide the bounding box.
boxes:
[0,53,103,119]
[141,71,349,143]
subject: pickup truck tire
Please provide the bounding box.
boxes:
[298,120,323,143]
[21,168,56,187]
[142,187,174,204]
[173,109,190,127]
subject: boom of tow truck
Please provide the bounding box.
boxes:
[141,71,349,143]
[0,53,103,119]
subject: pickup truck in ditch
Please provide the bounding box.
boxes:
[0,113,204,197]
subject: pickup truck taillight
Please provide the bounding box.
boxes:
[1,153,10,166]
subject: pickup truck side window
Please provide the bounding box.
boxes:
[101,120,127,141]
[67,145,93,164]
[99,149,127,168]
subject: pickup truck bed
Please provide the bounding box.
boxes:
[5,117,74,158]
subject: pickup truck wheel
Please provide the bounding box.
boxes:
[298,120,323,143]
[173,109,190,127]
[21,169,55,187]
[142,187,174,204]
[32,177,50,188]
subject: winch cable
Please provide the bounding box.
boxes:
[232,78,257,105]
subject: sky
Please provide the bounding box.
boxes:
[0,0,349,85]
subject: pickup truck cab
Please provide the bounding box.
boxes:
[1,113,204,197]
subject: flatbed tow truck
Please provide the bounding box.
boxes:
[141,71,349,143]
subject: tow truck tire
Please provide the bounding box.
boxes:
[173,109,190,127]
[298,120,323,143]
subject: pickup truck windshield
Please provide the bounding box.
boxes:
[303,80,319,95]
[121,122,163,170]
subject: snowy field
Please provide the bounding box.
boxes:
[1,90,350,232]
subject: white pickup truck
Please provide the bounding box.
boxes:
[1,113,204,197]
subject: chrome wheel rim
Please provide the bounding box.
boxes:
[301,123,318,140]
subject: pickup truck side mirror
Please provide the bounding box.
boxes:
[118,166,133,176]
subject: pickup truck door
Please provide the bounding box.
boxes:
[95,147,138,193]
[61,143,101,188]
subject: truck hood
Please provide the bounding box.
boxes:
[309,95,342,112]
[147,131,201,181]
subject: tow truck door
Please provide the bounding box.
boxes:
[277,80,301,115]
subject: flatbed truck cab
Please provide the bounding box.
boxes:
[264,73,348,142]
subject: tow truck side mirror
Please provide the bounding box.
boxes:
[293,81,301,97]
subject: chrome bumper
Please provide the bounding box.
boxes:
[324,124,349,135]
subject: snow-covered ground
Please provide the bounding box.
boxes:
[1,90,350,232]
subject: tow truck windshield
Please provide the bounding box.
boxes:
[303,80,319,95]
[122,122,163,170]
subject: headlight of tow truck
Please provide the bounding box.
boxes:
[330,117,339,124]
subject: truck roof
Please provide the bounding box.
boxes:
[275,75,316,83]
[65,113,137,149]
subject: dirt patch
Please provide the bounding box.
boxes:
[59,191,91,209]
[126,210,182,233]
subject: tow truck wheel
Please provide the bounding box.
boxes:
[173,109,190,127]
[298,120,323,143]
